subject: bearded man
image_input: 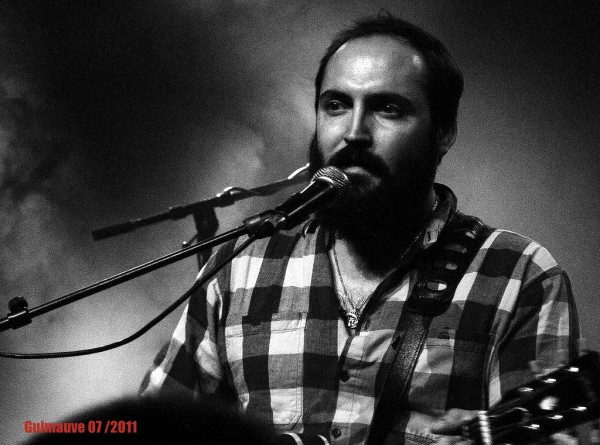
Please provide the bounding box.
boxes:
[141,15,579,445]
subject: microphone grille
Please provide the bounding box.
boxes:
[312,166,351,196]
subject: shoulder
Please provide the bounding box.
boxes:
[484,229,559,266]
[475,227,564,287]
[447,209,564,285]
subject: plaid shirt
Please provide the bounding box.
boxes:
[141,185,579,445]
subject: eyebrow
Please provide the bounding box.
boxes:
[318,89,415,111]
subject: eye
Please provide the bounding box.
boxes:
[377,103,404,119]
[323,99,348,116]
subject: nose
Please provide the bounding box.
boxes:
[343,105,372,148]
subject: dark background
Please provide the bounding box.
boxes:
[1,1,599,443]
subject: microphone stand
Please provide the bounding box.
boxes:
[0,164,310,335]
[0,178,311,335]
[1,202,295,335]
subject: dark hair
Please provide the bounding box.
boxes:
[314,14,464,133]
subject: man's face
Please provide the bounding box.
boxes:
[313,35,438,202]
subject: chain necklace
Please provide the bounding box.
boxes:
[331,196,439,330]
[330,242,371,329]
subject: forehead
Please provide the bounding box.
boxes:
[321,35,428,94]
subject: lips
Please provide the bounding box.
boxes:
[340,165,373,176]
[342,165,368,172]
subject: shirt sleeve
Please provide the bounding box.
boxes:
[139,252,230,401]
[488,243,581,406]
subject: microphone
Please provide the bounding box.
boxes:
[243,166,350,237]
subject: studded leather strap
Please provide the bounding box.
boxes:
[366,212,494,445]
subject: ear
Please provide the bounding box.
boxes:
[436,122,457,162]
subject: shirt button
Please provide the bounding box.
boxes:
[339,370,350,382]
[331,427,342,438]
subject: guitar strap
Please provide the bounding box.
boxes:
[366,211,495,445]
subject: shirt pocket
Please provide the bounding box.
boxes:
[410,328,495,411]
[422,327,492,357]
[224,311,307,426]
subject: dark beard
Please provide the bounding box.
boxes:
[309,134,439,272]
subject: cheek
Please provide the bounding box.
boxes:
[315,130,333,159]
[316,116,346,155]
[378,127,435,169]
[375,131,410,162]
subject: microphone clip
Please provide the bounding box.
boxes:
[243,211,287,238]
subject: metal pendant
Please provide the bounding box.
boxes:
[345,311,359,329]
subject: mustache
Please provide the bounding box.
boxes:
[326,147,391,178]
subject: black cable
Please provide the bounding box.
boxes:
[0,236,256,359]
